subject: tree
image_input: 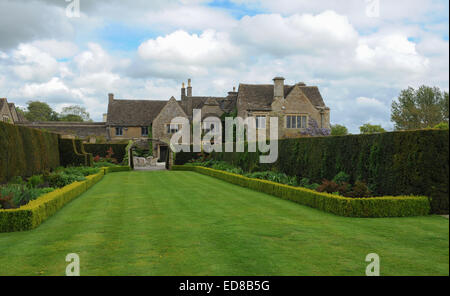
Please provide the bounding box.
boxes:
[433,122,449,130]
[59,105,91,122]
[359,123,386,134]
[391,86,449,130]
[24,101,58,122]
[331,124,349,136]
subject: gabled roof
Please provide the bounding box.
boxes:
[237,83,326,111]
[189,93,237,114]
[107,99,168,126]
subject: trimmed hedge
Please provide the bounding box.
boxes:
[84,144,127,163]
[59,138,93,167]
[172,165,431,218]
[179,130,448,214]
[0,166,131,232]
[103,166,131,174]
[0,121,60,183]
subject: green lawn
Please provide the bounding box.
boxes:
[0,171,448,276]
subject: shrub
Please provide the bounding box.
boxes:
[59,138,92,167]
[333,171,350,185]
[347,181,372,198]
[0,121,60,183]
[27,175,44,189]
[84,144,127,163]
[0,184,54,208]
[196,129,449,214]
[172,165,431,218]
[93,161,119,168]
[9,176,25,186]
[45,172,85,188]
[317,180,340,194]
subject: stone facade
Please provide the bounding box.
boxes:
[7,77,330,160]
[0,98,24,124]
[152,96,188,157]
[104,77,331,159]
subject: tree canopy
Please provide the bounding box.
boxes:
[359,123,386,134]
[331,124,349,136]
[22,101,91,122]
[391,85,449,130]
[59,105,91,122]
[24,101,59,122]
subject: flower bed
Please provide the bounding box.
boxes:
[0,166,130,232]
[172,165,431,218]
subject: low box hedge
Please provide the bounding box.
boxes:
[177,129,448,214]
[103,166,131,174]
[172,165,431,218]
[0,166,130,233]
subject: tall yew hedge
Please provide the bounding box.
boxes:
[177,129,449,214]
[0,122,60,183]
[59,138,93,167]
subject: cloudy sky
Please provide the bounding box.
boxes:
[0,0,448,132]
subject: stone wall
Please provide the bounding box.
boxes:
[19,122,108,141]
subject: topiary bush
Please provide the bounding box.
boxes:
[0,122,60,183]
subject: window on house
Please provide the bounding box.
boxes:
[255,116,266,129]
[166,124,180,134]
[141,127,149,136]
[115,127,123,136]
[3,116,9,122]
[286,115,307,129]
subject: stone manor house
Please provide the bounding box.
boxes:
[14,77,331,160]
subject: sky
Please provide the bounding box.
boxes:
[0,0,448,133]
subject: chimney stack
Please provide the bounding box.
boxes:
[102,113,107,122]
[181,82,186,99]
[273,77,285,100]
[187,78,192,97]
[108,93,114,104]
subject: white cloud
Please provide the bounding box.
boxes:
[0,0,447,131]
[138,30,240,65]
[11,44,60,82]
[356,34,429,73]
[234,11,358,56]
[31,40,79,59]
[19,77,83,102]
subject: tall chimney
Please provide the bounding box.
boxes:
[273,77,285,100]
[187,78,192,97]
[181,82,186,99]
[102,113,107,122]
[108,93,114,104]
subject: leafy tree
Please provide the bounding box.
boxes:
[331,124,349,136]
[24,101,58,122]
[391,86,449,130]
[59,114,84,122]
[434,122,449,130]
[60,105,91,122]
[359,123,386,134]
